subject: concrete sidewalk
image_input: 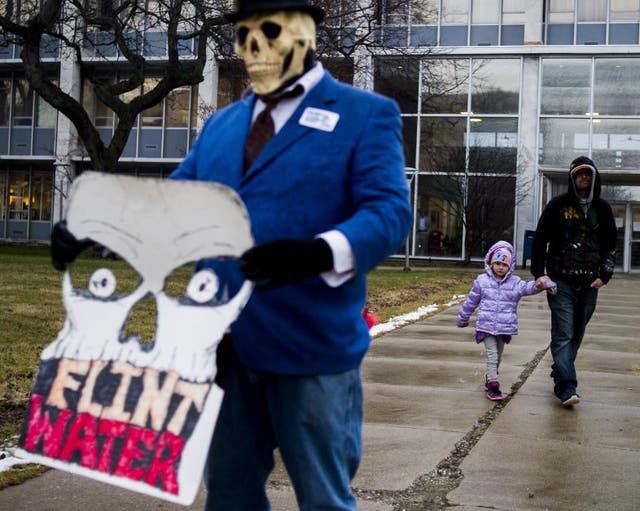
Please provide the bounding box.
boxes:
[1,274,639,510]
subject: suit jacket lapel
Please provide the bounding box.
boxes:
[243,73,338,180]
[222,95,254,181]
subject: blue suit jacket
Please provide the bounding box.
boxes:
[172,70,411,374]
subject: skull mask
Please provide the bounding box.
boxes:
[234,10,316,95]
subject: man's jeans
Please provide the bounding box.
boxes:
[204,341,362,511]
[547,280,598,400]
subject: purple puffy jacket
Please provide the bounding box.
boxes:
[457,241,539,337]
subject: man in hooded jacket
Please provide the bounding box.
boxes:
[531,156,617,407]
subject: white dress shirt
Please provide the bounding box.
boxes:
[250,64,355,286]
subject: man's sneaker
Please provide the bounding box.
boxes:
[561,394,580,407]
[485,381,504,401]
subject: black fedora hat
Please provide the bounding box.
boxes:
[226,0,325,24]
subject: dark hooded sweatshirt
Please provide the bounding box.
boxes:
[531,157,617,287]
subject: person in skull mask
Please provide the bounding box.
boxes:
[52,0,411,511]
[531,156,617,408]
[50,0,410,507]
[174,2,410,509]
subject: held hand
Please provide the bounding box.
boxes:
[590,278,605,289]
[51,220,93,271]
[535,276,558,294]
[544,278,558,294]
[240,238,334,289]
[535,276,549,291]
[456,318,468,328]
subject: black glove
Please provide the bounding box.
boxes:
[600,253,616,284]
[51,220,93,271]
[240,238,334,289]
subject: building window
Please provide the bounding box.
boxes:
[502,0,527,24]
[29,172,53,221]
[466,175,515,257]
[468,117,519,174]
[420,116,467,173]
[610,0,640,21]
[410,0,439,46]
[217,60,250,110]
[442,0,469,24]
[413,0,439,24]
[0,76,57,156]
[594,58,640,115]
[8,172,29,220]
[82,75,198,158]
[378,0,525,46]
[415,175,463,257]
[546,0,640,44]
[471,58,520,114]
[472,0,500,24]
[166,86,192,128]
[384,0,409,25]
[593,118,640,168]
[421,58,469,114]
[577,0,607,21]
[546,0,575,44]
[0,79,10,126]
[164,85,196,158]
[540,57,640,170]
[548,0,576,23]
[4,170,52,223]
[142,78,163,127]
[0,79,10,155]
[13,79,33,127]
[0,173,5,222]
[375,56,521,260]
[540,58,591,115]
[539,118,590,166]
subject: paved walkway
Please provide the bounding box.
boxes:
[1,274,639,510]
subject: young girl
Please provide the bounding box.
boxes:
[457,240,555,401]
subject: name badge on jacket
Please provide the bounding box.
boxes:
[299,107,340,132]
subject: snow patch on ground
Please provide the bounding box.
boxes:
[370,294,465,337]
[0,448,29,472]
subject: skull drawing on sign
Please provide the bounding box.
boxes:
[42,172,254,382]
[234,10,317,95]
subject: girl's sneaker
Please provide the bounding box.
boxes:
[485,381,504,401]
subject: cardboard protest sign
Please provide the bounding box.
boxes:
[15,172,253,505]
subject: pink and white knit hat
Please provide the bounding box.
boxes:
[490,248,511,266]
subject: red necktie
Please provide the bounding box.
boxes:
[243,98,278,173]
[243,86,304,173]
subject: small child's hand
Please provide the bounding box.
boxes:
[456,318,468,328]
[536,275,556,291]
[535,276,550,291]
[544,278,558,294]
[536,276,558,294]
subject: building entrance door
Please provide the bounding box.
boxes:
[612,202,640,272]
[612,204,626,270]
[631,205,640,271]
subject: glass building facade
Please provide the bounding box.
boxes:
[372,0,640,271]
[2,0,640,270]
[375,56,521,259]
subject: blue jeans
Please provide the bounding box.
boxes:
[547,280,598,400]
[204,340,362,511]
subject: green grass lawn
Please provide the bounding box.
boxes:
[0,244,475,488]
